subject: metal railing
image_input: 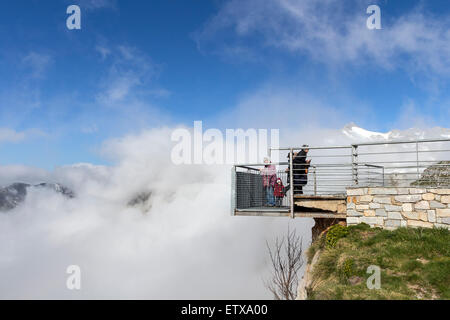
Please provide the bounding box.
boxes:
[231,138,450,215]
[233,166,290,210]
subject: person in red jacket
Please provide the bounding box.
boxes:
[273,178,285,207]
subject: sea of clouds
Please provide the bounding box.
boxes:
[0,123,448,299]
[0,126,315,299]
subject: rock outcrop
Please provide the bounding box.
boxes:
[296,249,321,300]
[127,191,152,213]
[0,182,74,212]
[412,161,450,187]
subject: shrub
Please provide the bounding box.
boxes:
[338,258,355,281]
[342,259,354,277]
[326,224,349,248]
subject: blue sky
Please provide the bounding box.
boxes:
[1,0,450,169]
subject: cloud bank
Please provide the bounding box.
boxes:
[1,118,448,299]
[0,126,314,299]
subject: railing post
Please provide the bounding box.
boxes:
[416,141,420,180]
[352,144,358,186]
[289,148,294,219]
[313,166,317,196]
[231,166,236,216]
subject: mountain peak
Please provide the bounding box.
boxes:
[0,182,74,212]
[342,123,391,141]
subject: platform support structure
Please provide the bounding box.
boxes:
[289,148,294,219]
[351,144,358,186]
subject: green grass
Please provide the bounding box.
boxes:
[306,223,450,300]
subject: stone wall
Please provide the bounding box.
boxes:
[346,187,450,230]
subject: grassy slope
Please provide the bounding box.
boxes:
[306,224,450,300]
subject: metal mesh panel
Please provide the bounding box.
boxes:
[236,172,264,209]
[235,168,290,210]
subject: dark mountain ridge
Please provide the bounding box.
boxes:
[0,182,74,212]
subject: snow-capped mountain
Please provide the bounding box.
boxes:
[0,183,74,212]
[342,123,450,142]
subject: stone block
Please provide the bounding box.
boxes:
[422,193,435,201]
[418,211,428,222]
[373,197,392,204]
[385,205,402,211]
[359,195,373,202]
[364,210,376,217]
[402,211,419,220]
[397,188,409,195]
[407,220,433,228]
[427,210,436,223]
[347,188,365,196]
[347,202,356,209]
[347,210,362,217]
[395,195,422,203]
[414,201,430,210]
[368,188,398,195]
[402,203,413,212]
[441,196,450,204]
[387,212,403,220]
[369,202,381,209]
[347,217,360,225]
[430,201,446,209]
[439,217,450,224]
[356,204,369,210]
[375,209,387,217]
[360,216,383,226]
[409,188,427,194]
[436,208,450,217]
[385,220,401,228]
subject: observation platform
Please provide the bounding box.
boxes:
[231,138,450,220]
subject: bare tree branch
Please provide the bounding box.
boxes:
[264,226,304,300]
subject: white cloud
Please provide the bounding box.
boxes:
[0,128,26,143]
[0,128,45,144]
[96,46,162,105]
[195,0,450,76]
[74,0,117,10]
[0,165,49,186]
[95,45,111,60]
[81,124,99,134]
[22,52,52,79]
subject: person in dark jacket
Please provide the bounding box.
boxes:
[295,145,311,194]
[285,145,311,195]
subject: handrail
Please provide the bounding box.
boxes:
[271,137,450,152]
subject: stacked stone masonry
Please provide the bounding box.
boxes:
[346,187,450,230]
